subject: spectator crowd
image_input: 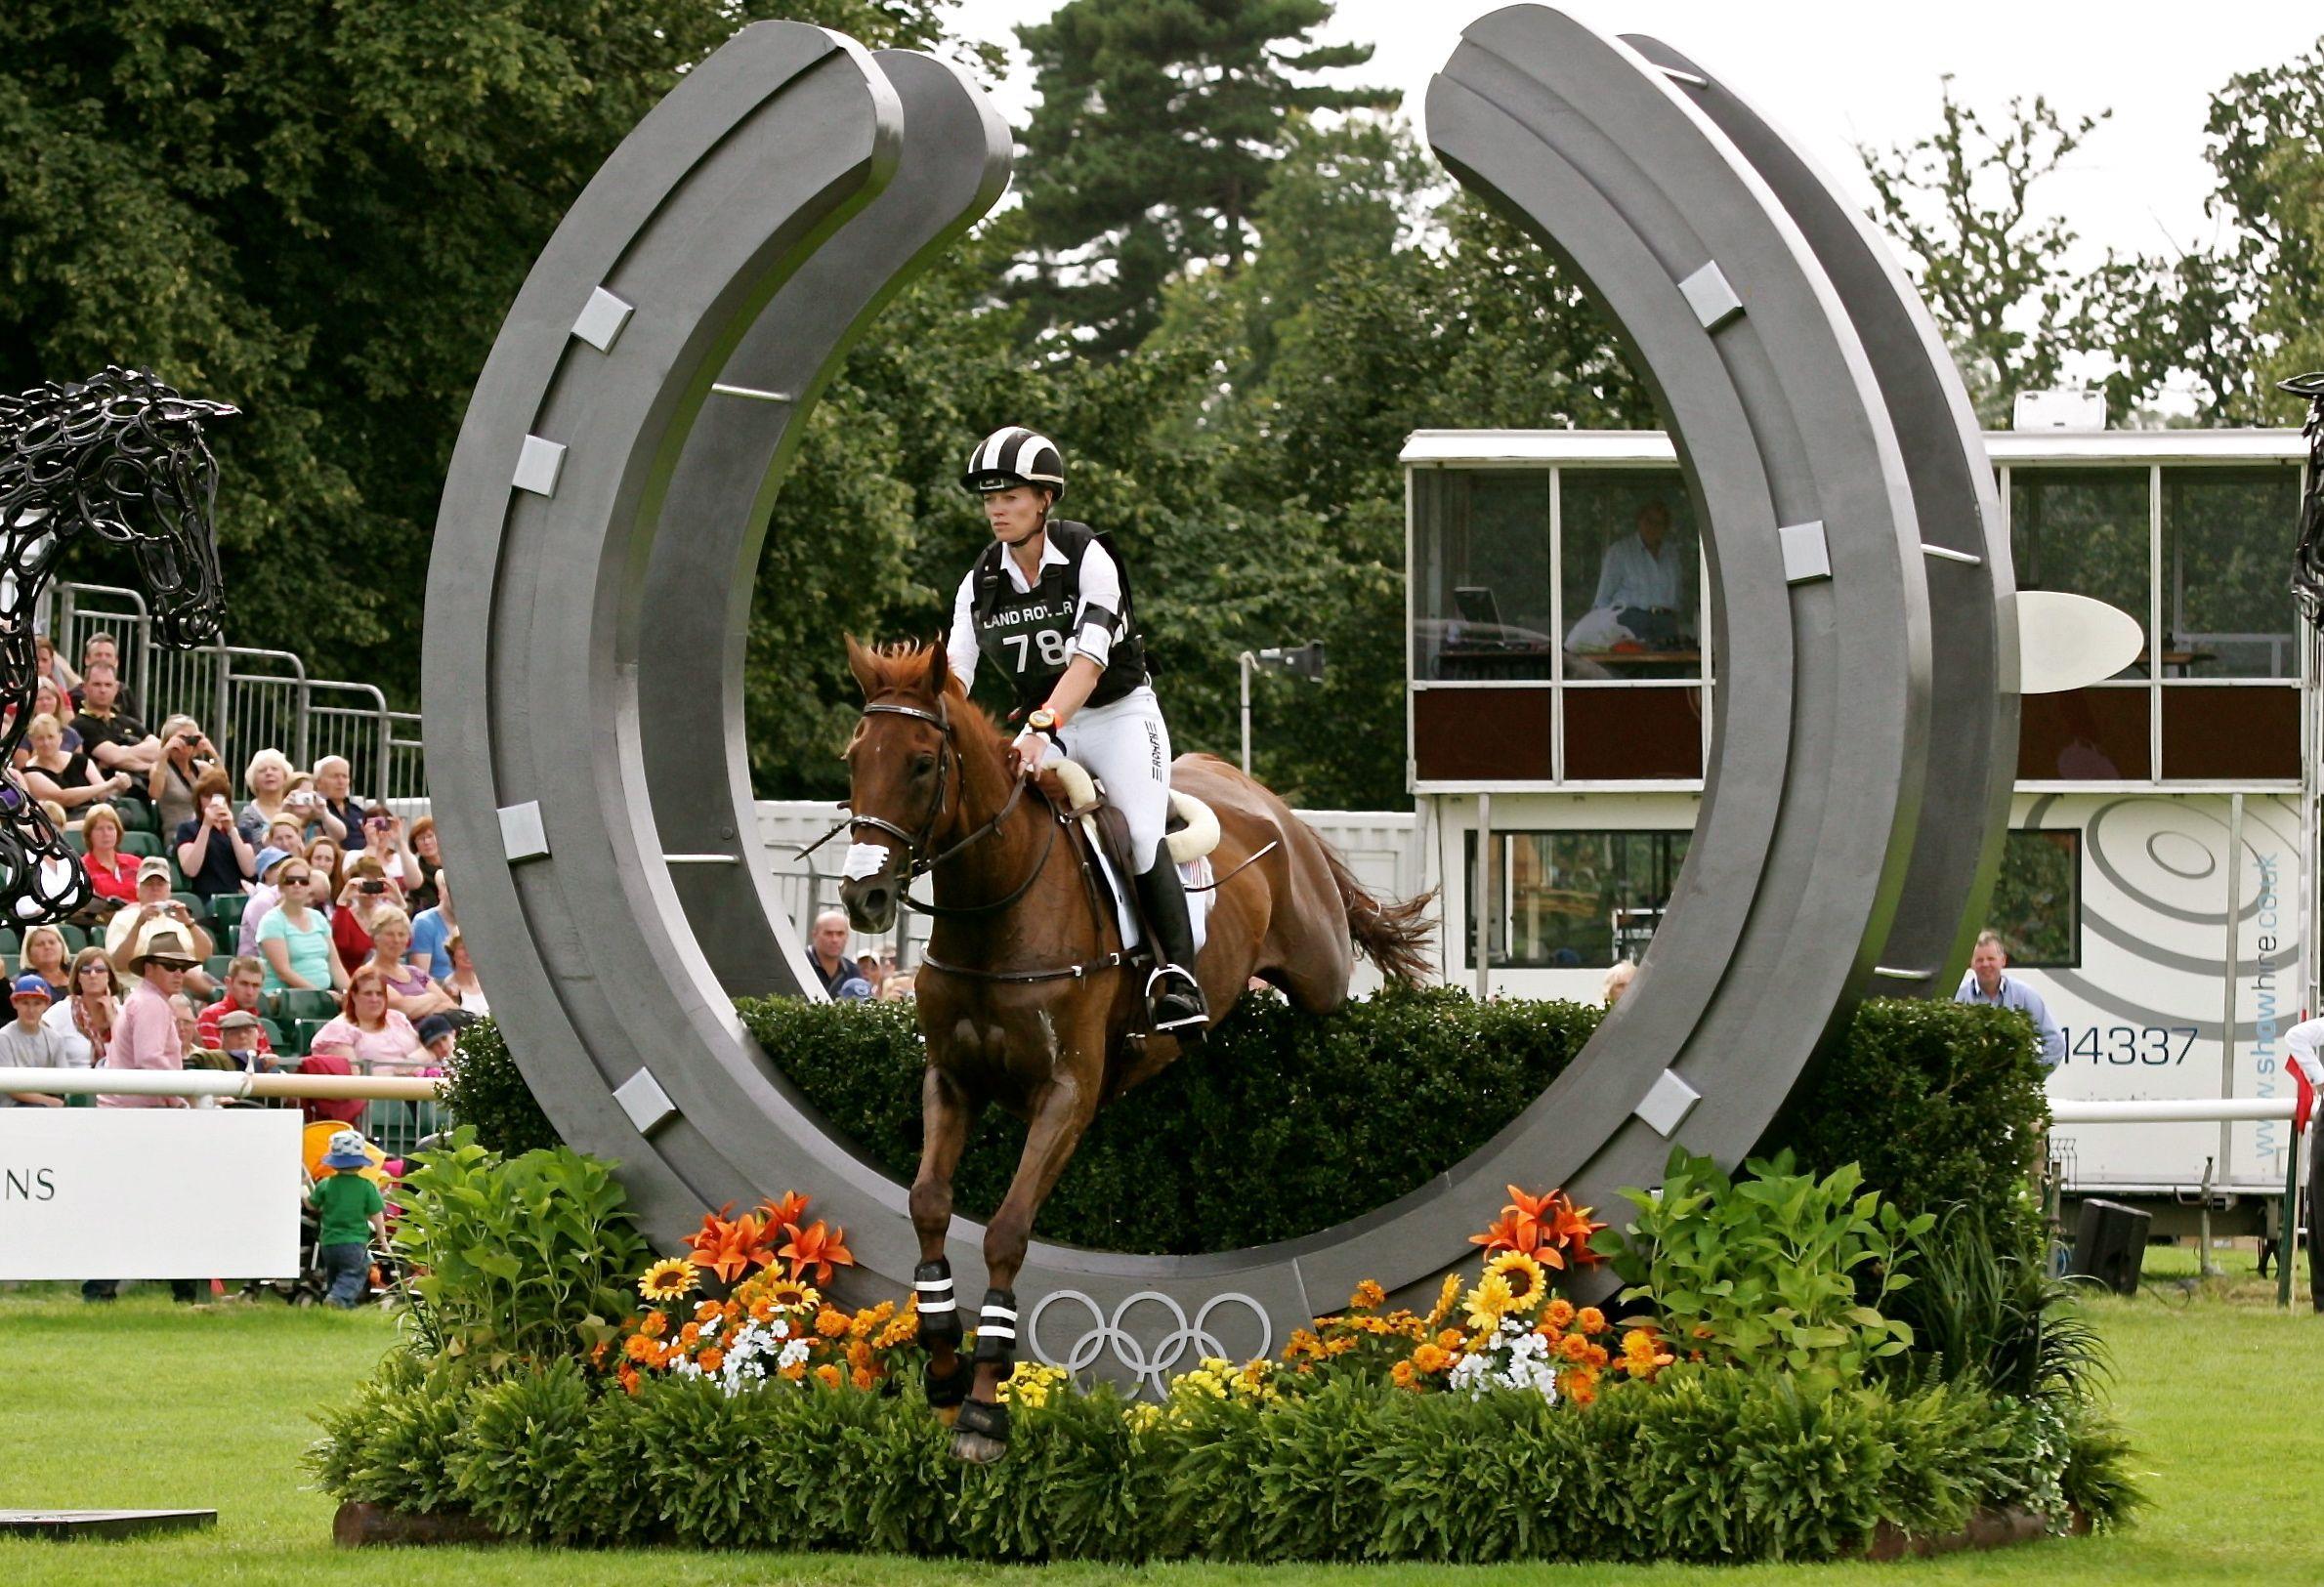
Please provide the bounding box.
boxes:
[1,631,483,1109]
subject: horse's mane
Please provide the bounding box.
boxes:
[848,639,1006,760]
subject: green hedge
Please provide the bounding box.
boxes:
[445,991,2046,1258]
[739,987,1596,1253]
[1758,998,2050,1258]
[310,1358,2125,1561]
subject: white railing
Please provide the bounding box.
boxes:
[2049,1095,2309,1309]
[0,1066,440,1102]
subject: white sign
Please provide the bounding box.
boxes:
[0,1109,303,1279]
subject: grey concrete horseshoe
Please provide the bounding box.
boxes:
[1621,31,2017,997]
[423,7,2007,1376]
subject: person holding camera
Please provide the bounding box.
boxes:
[331,856,401,975]
[148,715,221,832]
[350,807,421,891]
[102,859,218,969]
[175,770,260,898]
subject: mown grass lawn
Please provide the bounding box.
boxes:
[1,1249,2315,1586]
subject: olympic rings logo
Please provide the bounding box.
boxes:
[1027,1290,1273,1399]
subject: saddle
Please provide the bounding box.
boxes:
[1040,757,1218,964]
[1042,757,1218,873]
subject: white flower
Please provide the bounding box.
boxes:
[778,1338,811,1369]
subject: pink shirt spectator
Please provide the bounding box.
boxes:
[310,1009,428,1073]
[98,979,185,1107]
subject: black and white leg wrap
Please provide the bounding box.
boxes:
[971,1288,1018,1365]
[913,1260,961,1351]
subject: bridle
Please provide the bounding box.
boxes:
[845,699,1054,919]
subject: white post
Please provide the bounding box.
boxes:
[1475,793,1493,1001]
[2222,791,2245,1180]
[1239,651,1255,777]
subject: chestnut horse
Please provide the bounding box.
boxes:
[835,640,1432,1460]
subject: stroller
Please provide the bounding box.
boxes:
[250,1120,412,1307]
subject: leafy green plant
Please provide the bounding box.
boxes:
[2059,1398,2146,1528]
[437,1017,563,1156]
[310,1355,2127,1561]
[1894,1205,2110,1406]
[1590,1148,1932,1388]
[303,1347,473,1514]
[392,1126,647,1373]
[1761,998,2049,1259]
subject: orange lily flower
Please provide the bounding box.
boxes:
[687,1204,782,1284]
[762,1190,811,1235]
[781,1219,855,1285]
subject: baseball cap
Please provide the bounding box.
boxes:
[413,1013,457,1046]
[254,845,293,881]
[137,855,173,884]
[10,973,52,1001]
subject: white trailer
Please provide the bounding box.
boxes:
[1402,427,2314,1214]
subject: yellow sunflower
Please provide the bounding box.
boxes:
[1485,1250,1547,1311]
[1462,1273,1516,1331]
[766,1277,819,1311]
[639,1257,699,1303]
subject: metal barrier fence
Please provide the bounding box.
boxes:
[49,581,427,803]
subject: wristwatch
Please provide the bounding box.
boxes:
[1027,708,1062,742]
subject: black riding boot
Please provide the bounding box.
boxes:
[1134,856,1208,1035]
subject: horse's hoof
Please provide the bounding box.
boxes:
[950,1427,1008,1465]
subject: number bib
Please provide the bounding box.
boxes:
[977,588,1077,685]
[966,520,1150,713]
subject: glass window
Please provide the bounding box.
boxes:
[1558,470,1702,681]
[1465,829,1690,968]
[1987,829,2080,969]
[1412,470,1553,681]
[2160,465,2303,679]
[2009,469,2149,680]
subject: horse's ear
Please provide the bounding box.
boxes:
[845,635,882,698]
[922,641,953,701]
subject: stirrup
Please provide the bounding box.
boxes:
[1146,964,1207,1031]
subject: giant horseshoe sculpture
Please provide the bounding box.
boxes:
[424,9,2011,1383]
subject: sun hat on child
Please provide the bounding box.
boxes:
[321,1129,373,1170]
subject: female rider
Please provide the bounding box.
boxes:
[941,427,1204,1036]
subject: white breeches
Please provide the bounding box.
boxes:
[1060,686,1172,870]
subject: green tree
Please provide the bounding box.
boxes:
[2196,38,2324,415]
[1013,0,1389,357]
[1858,78,2122,424]
[0,0,962,704]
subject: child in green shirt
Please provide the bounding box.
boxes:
[310,1130,387,1309]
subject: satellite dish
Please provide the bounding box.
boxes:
[2013,591,2146,693]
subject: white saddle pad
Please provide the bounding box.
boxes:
[1045,757,1215,959]
[1079,817,1211,960]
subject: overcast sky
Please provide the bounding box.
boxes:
[944,0,2324,269]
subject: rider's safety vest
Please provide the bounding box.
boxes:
[968,520,1151,713]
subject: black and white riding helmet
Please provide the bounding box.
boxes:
[960,426,1065,501]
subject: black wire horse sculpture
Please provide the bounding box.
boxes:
[2286,371,2324,634]
[0,366,232,922]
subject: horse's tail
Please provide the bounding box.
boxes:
[1322,844,1437,988]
